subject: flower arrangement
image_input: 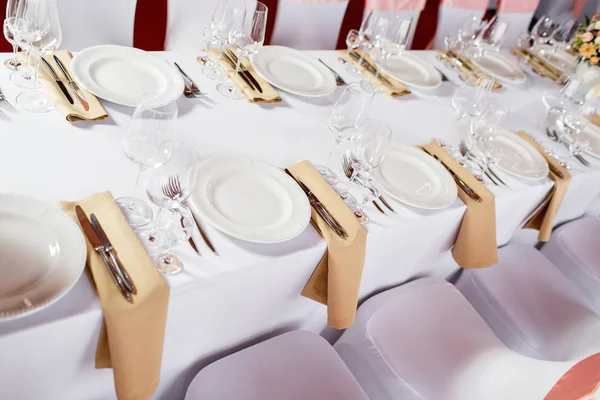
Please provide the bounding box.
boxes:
[573,14,600,66]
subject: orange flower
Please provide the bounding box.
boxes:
[580,43,598,58]
[591,57,600,65]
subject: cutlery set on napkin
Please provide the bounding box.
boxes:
[510,48,567,85]
[436,50,503,90]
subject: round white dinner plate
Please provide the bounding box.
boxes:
[537,44,578,74]
[0,194,86,321]
[371,143,458,210]
[466,49,527,84]
[190,156,311,243]
[252,46,337,97]
[381,52,442,89]
[580,123,600,160]
[71,45,185,107]
[477,130,549,180]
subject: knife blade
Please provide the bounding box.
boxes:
[53,55,90,111]
[75,206,133,303]
[284,169,348,239]
[41,57,73,105]
[90,213,137,295]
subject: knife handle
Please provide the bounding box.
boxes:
[98,250,133,303]
[107,250,137,295]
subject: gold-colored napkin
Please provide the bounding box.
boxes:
[60,192,169,400]
[516,131,572,242]
[422,142,498,268]
[37,50,109,122]
[436,50,503,90]
[342,49,411,97]
[592,114,600,127]
[204,50,281,103]
[288,161,367,329]
[510,48,566,85]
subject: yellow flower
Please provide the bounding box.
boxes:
[591,57,600,65]
[580,42,598,58]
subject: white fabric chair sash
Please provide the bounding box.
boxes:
[271,0,349,50]
[58,0,137,50]
[334,278,576,400]
[433,0,489,49]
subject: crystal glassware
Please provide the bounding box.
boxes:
[359,14,390,93]
[345,29,360,74]
[14,0,62,113]
[3,0,22,71]
[117,97,178,227]
[464,101,510,171]
[217,1,267,99]
[451,73,494,120]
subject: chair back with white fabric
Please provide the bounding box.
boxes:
[433,0,490,49]
[496,0,540,48]
[541,218,600,314]
[334,277,576,400]
[58,0,137,50]
[365,0,427,49]
[185,330,369,400]
[456,244,600,362]
[271,0,350,50]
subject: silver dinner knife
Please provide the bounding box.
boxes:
[53,55,90,111]
[41,57,73,105]
[90,213,137,295]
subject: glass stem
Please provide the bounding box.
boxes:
[231,49,242,87]
[215,40,225,69]
[12,44,18,59]
[357,41,367,70]
[134,166,146,197]
[33,55,41,88]
[326,138,341,165]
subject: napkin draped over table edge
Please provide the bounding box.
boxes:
[421,141,498,269]
[515,131,572,242]
[37,50,109,122]
[204,49,282,103]
[60,192,169,400]
[288,161,367,330]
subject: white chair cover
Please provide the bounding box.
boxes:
[456,244,600,361]
[433,2,488,49]
[271,0,349,50]
[185,330,369,400]
[58,0,137,50]
[496,0,539,48]
[541,218,600,313]
[165,0,221,54]
[334,277,575,400]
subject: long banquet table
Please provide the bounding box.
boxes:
[1,50,600,400]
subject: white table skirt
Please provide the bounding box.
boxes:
[1,50,599,400]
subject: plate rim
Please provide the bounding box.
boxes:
[381,52,442,89]
[467,49,527,84]
[251,45,337,97]
[0,193,87,322]
[189,155,312,244]
[373,142,458,210]
[70,44,185,107]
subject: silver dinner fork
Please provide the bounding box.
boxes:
[0,87,14,111]
[318,59,346,86]
[173,62,204,98]
[341,155,396,214]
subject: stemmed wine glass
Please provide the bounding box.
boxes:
[557,103,596,161]
[203,0,245,81]
[117,97,178,228]
[3,0,22,71]
[345,29,360,73]
[451,73,494,120]
[315,83,374,184]
[547,19,581,65]
[360,15,390,92]
[142,145,199,275]
[349,10,378,78]
[217,1,267,99]
[532,16,558,52]
[473,18,509,58]
[14,0,62,113]
[347,119,392,209]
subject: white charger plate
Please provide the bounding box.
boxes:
[252,46,337,97]
[0,194,86,321]
[371,143,458,210]
[466,49,527,84]
[71,45,185,107]
[381,52,442,89]
[475,130,549,180]
[189,156,311,243]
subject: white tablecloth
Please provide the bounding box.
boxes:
[1,50,599,400]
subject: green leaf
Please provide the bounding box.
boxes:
[585,15,591,25]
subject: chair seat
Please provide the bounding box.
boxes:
[456,244,600,361]
[541,218,600,313]
[185,330,369,400]
[334,277,572,400]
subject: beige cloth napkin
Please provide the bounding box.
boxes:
[342,49,411,97]
[288,161,367,329]
[36,50,109,122]
[510,48,566,85]
[422,142,498,269]
[60,192,169,400]
[592,114,600,127]
[436,50,503,90]
[516,131,572,242]
[203,50,281,103]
